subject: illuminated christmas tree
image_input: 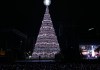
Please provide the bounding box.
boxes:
[31,0,60,59]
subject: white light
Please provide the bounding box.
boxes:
[29,56,32,59]
[88,28,94,31]
[91,46,95,57]
[38,34,55,37]
[44,0,51,6]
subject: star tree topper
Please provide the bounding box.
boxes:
[44,0,51,6]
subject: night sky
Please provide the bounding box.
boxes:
[0,0,100,58]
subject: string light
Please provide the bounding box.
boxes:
[31,0,60,59]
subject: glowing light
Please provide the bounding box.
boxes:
[88,28,94,31]
[29,56,32,59]
[91,46,95,57]
[36,42,59,45]
[44,0,51,6]
[82,51,89,55]
[38,34,55,37]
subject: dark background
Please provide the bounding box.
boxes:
[0,0,100,61]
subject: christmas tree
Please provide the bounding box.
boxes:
[31,0,60,59]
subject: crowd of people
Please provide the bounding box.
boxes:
[0,62,100,70]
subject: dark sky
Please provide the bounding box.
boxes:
[0,0,100,48]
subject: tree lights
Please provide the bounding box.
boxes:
[31,0,60,59]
